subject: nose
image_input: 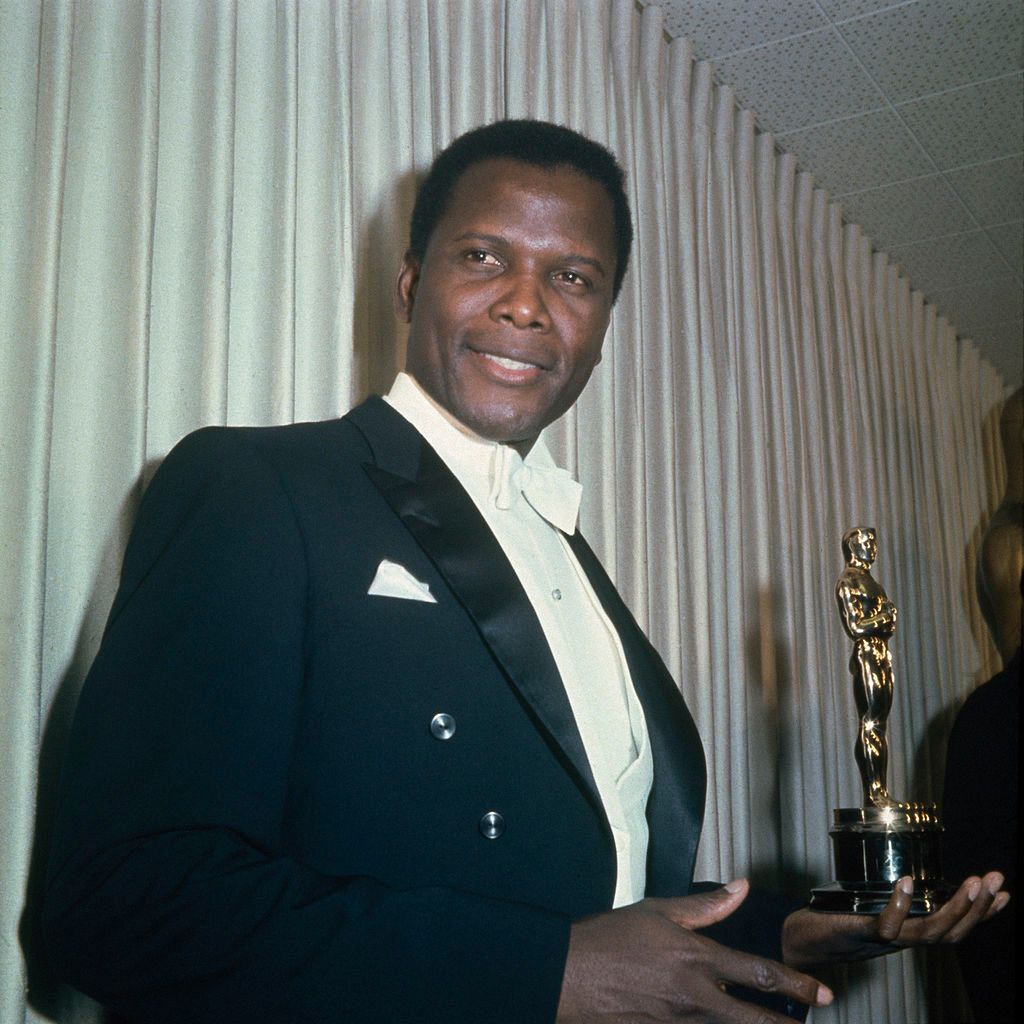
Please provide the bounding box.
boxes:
[490,271,550,331]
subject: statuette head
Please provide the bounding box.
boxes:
[842,526,877,568]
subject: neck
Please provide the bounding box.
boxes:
[400,371,542,458]
[509,435,538,458]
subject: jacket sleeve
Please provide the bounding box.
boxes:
[42,427,568,1024]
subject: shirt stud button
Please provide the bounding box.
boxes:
[479,811,505,839]
[429,712,456,740]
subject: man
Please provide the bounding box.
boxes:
[835,527,898,807]
[43,121,1006,1023]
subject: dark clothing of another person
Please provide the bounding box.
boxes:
[943,646,1020,1022]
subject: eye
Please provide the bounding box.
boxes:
[463,249,502,267]
[555,269,591,289]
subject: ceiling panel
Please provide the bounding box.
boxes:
[838,0,1022,102]
[986,221,1024,272]
[968,320,1024,384]
[776,108,933,195]
[929,276,1024,332]
[713,29,883,133]
[946,155,1024,226]
[816,0,899,19]
[640,0,1023,385]
[837,175,977,250]
[889,230,1008,293]
[655,0,827,59]
[896,73,1024,171]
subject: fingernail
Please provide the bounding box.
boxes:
[817,985,834,1006]
[724,878,745,893]
[899,876,913,895]
[993,892,1010,912]
[967,879,981,901]
[988,874,1004,896]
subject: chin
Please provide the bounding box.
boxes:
[462,404,543,445]
[473,421,536,447]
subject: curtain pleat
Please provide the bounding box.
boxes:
[1,2,1011,1021]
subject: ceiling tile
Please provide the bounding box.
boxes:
[837,174,977,249]
[817,0,899,21]
[897,73,1024,170]
[889,230,1008,294]
[838,0,1022,103]
[713,28,884,133]
[647,1,827,59]
[986,221,1023,274]
[776,108,933,194]
[643,0,1020,383]
[946,154,1024,226]
[929,275,1024,333]
[962,320,1024,386]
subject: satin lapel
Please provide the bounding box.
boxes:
[565,531,708,895]
[346,398,604,819]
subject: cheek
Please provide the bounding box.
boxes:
[566,333,605,380]
[411,304,460,361]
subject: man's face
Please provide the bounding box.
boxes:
[396,157,617,451]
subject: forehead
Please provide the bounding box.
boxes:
[431,157,616,257]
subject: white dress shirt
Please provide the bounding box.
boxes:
[385,372,652,907]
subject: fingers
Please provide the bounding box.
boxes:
[652,891,834,1013]
[987,891,1011,918]
[712,941,834,1012]
[656,879,750,930]
[876,876,914,941]
[980,870,1008,916]
[984,867,1012,917]
[876,872,1010,947]
[944,872,1005,943]
[701,986,827,1024]
[560,901,830,1024]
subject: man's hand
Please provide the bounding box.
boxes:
[556,879,833,1022]
[782,872,1010,969]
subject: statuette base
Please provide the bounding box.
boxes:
[810,880,951,916]
[810,803,953,916]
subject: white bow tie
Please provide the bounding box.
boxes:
[491,446,582,535]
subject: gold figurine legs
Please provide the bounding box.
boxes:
[852,638,895,807]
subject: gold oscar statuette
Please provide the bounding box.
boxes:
[810,527,953,915]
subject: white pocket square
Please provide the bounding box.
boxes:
[367,559,437,604]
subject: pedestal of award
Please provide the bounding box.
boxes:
[811,803,951,915]
[811,527,953,916]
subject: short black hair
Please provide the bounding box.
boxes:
[408,119,633,301]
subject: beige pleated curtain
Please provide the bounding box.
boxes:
[0,1,1009,1022]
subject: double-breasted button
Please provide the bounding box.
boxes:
[479,811,505,839]
[429,712,456,740]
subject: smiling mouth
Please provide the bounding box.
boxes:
[468,346,551,382]
[481,353,542,371]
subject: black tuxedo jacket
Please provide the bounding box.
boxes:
[44,398,791,1023]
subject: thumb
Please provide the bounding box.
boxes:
[657,879,750,930]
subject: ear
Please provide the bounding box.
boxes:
[395,251,421,323]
